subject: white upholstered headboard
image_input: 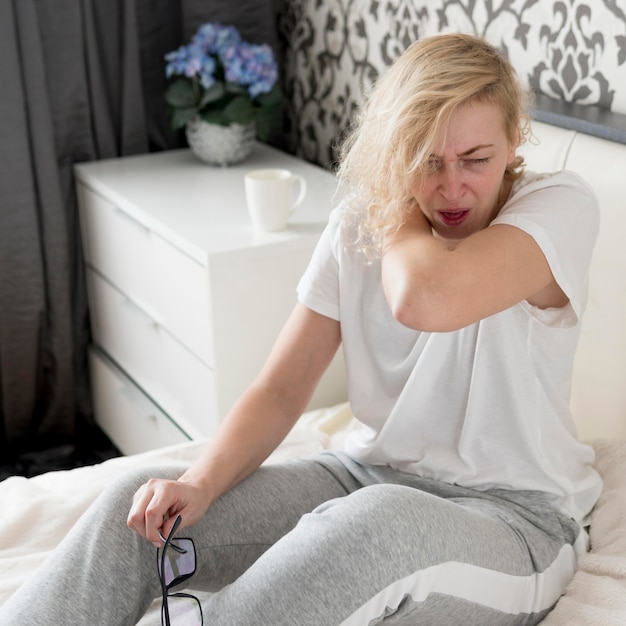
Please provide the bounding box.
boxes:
[519,122,626,441]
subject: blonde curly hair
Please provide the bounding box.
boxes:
[336,33,532,258]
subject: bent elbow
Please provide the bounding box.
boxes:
[388,290,464,333]
[383,269,460,332]
[389,297,419,329]
[388,292,435,331]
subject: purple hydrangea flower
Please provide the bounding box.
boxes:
[164,45,192,78]
[221,42,278,97]
[193,23,241,56]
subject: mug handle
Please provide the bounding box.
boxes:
[291,175,307,211]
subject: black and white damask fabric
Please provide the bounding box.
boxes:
[277,0,626,167]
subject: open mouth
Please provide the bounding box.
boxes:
[439,210,470,226]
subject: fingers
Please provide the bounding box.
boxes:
[127,479,211,547]
[127,478,184,545]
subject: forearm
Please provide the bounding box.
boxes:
[178,382,302,506]
[125,387,295,544]
[177,305,340,505]
[382,206,559,332]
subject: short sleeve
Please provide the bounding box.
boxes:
[296,208,343,321]
[491,170,599,322]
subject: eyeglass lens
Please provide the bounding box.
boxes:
[159,538,196,588]
[166,594,203,626]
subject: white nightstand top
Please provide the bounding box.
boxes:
[74,144,338,264]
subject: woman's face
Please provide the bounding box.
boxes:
[410,101,518,240]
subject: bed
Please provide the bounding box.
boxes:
[2,119,626,624]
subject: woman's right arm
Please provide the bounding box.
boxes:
[127,302,341,544]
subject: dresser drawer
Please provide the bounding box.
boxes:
[78,184,212,366]
[86,268,220,436]
[89,349,194,455]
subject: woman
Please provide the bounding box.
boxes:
[1,33,601,625]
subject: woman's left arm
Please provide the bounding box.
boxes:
[381,209,567,332]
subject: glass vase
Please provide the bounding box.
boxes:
[185,117,256,166]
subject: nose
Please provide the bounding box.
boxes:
[438,162,465,201]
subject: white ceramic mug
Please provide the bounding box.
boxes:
[244,168,307,232]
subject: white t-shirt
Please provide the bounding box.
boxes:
[297,170,603,524]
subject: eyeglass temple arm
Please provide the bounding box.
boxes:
[159,516,187,554]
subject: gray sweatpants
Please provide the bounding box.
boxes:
[0,452,582,625]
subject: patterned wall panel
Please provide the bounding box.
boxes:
[276,0,626,168]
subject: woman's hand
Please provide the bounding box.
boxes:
[127,477,212,546]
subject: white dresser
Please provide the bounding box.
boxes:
[75,144,346,455]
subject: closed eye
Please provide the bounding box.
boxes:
[425,155,491,174]
[460,157,491,169]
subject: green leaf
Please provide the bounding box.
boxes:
[225,83,247,95]
[170,107,197,130]
[255,84,282,108]
[199,82,226,107]
[165,79,197,108]
[255,107,276,141]
[200,109,227,126]
[223,96,255,126]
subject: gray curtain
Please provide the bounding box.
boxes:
[0,0,278,460]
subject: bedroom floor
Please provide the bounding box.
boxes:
[0,420,121,481]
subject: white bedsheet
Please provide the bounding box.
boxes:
[1,403,625,624]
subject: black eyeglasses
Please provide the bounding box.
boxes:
[157,515,204,626]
